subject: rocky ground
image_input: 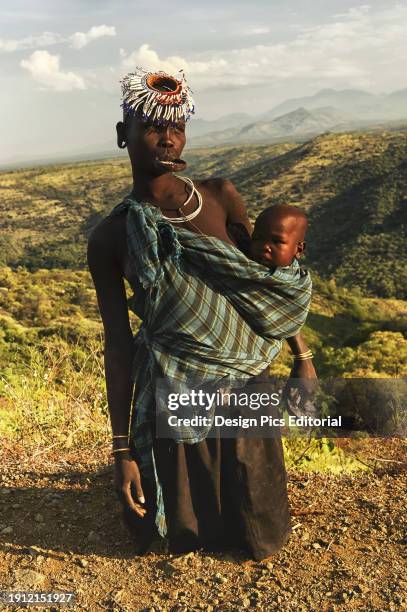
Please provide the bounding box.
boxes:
[0,441,405,611]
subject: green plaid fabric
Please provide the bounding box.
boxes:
[107,196,312,537]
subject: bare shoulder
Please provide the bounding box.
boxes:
[87,211,125,268]
[196,177,252,232]
[87,210,133,339]
[196,177,238,198]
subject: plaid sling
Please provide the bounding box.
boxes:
[107,196,312,536]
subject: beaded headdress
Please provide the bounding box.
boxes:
[120,67,195,126]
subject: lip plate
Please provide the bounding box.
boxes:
[154,157,187,171]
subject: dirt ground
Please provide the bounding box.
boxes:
[0,441,405,611]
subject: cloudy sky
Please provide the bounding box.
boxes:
[1,0,406,163]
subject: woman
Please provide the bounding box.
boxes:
[87,68,317,560]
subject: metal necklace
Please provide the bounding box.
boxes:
[160,175,203,223]
[160,175,196,212]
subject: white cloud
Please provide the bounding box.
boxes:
[120,44,187,75]
[0,31,62,53]
[0,25,116,53]
[241,26,270,36]
[70,25,116,49]
[118,4,407,91]
[20,50,85,91]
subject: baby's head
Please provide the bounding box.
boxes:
[250,204,308,267]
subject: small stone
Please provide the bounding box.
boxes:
[213,573,227,584]
[34,513,44,523]
[113,589,125,601]
[78,559,88,567]
[312,542,321,550]
[236,597,250,607]
[14,568,46,588]
[87,530,100,543]
[183,551,195,559]
[1,526,13,534]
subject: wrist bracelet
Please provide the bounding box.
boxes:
[294,350,313,361]
[112,447,131,454]
[112,435,128,439]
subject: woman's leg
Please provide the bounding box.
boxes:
[221,435,291,561]
[153,436,226,554]
[220,371,291,560]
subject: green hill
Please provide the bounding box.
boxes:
[1,134,406,447]
[188,131,407,298]
[0,265,405,385]
[0,130,406,298]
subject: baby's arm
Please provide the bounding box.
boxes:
[226,221,253,258]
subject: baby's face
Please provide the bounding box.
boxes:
[250,214,306,267]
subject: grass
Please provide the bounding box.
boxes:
[1,130,406,469]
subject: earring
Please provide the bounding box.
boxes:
[118,140,127,149]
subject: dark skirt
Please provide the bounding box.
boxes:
[123,371,291,561]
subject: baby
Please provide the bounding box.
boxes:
[228,204,307,268]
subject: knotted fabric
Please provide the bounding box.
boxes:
[107,196,312,536]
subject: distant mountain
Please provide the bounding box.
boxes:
[2,88,406,168]
[261,89,381,120]
[189,87,407,146]
[191,106,355,146]
[260,88,407,122]
[187,112,251,138]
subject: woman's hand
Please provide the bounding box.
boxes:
[114,453,146,519]
[288,357,318,394]
[282,358,318,415]
[283,333,319,408]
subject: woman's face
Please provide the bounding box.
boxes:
[125,116,187,175]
